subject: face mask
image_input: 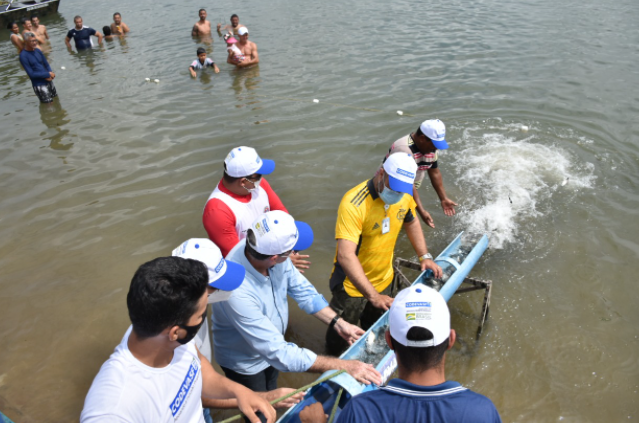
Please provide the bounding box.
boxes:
[207,289,232,304]
[243,178,261,193]
[378,183,404,205]
[176,310,207,345]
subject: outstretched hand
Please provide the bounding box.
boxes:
[290,252,311,273]
[441,198,458,216]
[334,319,364,345]
[342,360,382,385]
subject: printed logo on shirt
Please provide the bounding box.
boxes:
[170,358,200,419]
[264,206,270,212]
[372,222,380,230]
[214,258,225,274]
[396,208,407,221]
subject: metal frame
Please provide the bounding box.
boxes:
[392,257,492,337]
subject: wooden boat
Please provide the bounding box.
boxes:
[277,231,491,422]
[1,0,60,28]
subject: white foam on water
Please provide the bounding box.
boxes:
[450,125,596,249]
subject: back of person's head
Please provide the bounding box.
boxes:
[388,285,451,373]
[102,26,111,36]
[196,47,206,56]
[127,256,208,339]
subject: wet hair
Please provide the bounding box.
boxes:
[6,21,17,30]
[199,8,206,14]
[390,327,449,373]
[103,26,111,36]
[196,47,206,55]
[230,14,239,19]
[74,15,82,22]
[245,229,273,261]
[113,12,121,18]
[127,256,208,339]
[31,15,39,20]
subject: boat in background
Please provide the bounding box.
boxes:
[277,231,491,423]
[1,0,60,28]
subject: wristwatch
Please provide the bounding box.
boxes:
[329,315,341,332]
[418,253,433,262]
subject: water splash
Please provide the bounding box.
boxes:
[449,123,596,249]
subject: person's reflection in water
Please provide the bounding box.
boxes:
[231,66,260,108]
[38,100,73,151]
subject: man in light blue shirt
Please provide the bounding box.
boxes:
[212,211,382,392]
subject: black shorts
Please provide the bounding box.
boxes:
[32,81,58,103]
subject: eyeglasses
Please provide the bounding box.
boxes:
[279,250,295,258]
[244,174,262,183]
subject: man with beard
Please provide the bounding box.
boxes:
[192,9,212,37]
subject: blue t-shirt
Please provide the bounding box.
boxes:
[336,379,501,423]
[66,26,96,49]
[19,49,52,86]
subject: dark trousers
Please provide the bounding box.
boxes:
[221,365,279,392]
[325,283,393,356]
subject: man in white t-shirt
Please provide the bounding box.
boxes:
[80,255,276,423]
[381,119,458,228]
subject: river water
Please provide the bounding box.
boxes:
[0,0,638,421]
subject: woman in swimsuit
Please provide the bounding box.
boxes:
[7,22,24,53]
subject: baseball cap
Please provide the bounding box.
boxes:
[389,285,450,347]
[247,210,314,256]
[383,152,418,195]
[420,119,448,150]
[238,27,248,36]
[172,238,245,291]
[224,146,275,178]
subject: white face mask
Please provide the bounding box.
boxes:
[207,289,233,304]
[243,178,261,193]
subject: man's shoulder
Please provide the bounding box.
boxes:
[340,180,373,210]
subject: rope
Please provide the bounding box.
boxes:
[327,387,344,423]
[217,370,346,423]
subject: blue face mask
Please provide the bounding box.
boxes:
[379,183,404,205]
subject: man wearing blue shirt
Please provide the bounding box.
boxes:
[65,15,103,50]
[19,32,57,103]
[212,211,382,392]
[300,285,501,423]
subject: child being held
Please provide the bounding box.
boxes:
[224,33,244,63]
[189,47,220,78]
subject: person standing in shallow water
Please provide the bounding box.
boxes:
[31,16,49,43]
[229,27,259,68]
[217,14,246,36]
[19,32,57,104]
[7,22,24,53]
[192,9,212,37]
[65,16,103,51]
[110,12,129,35]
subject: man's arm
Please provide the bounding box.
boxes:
[336,238,393,310]
[403,218,442,278]
[203,388,304,410]
[308,356,381,386]
[236,43,259,68]
[95,31,103,44]
[412,185,435,228]
[43,26,49,40]
[313,306,364,346]
[65,36,72,49]
[198,349,276,423]
[427,168,457,216]
[192,24,199,37]
[122,23,130,33]
[203,198,240,257]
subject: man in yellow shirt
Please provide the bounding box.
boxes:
[325,153,443,355]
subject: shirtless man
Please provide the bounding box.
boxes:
[217,14,246,36]
[110,12,130,35]
[192,9,212,37]
[22,18,44,46]
[31,16,49,42]
[228,27,259,68]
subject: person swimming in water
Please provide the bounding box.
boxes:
[189,47,220,78]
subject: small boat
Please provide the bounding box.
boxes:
[277,231,491,422]
[1,0,60,28]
